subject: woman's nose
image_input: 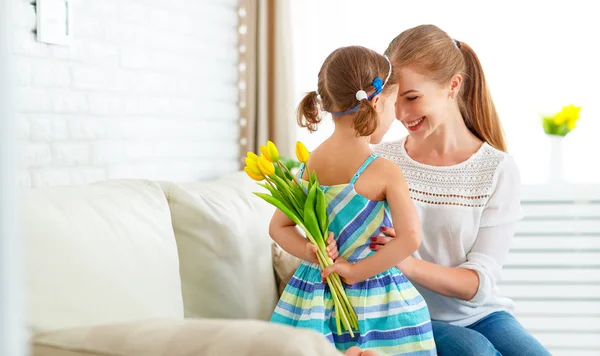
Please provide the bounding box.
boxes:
[395,102,407,121]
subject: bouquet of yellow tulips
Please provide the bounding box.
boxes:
[541,104,582,136]
[244,141,359,337]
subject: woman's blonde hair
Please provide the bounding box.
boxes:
[385,25,506,151]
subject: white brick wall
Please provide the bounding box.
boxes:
[13,0,241,188]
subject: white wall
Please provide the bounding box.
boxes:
[2,0,27,354]
[13,0,241,188]
[290,0,600,184]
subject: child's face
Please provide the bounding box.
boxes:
[370,85,399,144]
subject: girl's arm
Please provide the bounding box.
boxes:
[270,203,338,264]
[322,161,421,283]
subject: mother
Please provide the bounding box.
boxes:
[372,25,551,356]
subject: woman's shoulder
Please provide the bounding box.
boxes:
[479,143,521,183]
[373,138,406,162]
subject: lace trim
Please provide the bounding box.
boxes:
[375,138,506,208]
[409,188,490,200]
[412,196,486,208]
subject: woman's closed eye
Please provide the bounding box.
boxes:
[407,96,419,102]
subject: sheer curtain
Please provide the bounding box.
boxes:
[290,0,600,184]
[239,0,296,163]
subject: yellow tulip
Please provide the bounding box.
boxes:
[257,155,275,176]
[260,145,271,162]
[267,141,280,161]
[247,151,259,162]
[295,141,310,163]
[244,166,264,181]
[245,157,261,176]
[567,119,577,130]
[553,104,581,126]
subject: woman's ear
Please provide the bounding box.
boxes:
[449,74,462,98]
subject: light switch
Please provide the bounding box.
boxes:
[36,0,73,46]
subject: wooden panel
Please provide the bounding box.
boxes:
[502,268,600,283]
[515,220,600,235]
[514,300,600,315]
[510,186,600,355]
[511,236,600,250]
[551,350,600,356]
[506,252,600,266]
[522,204,600,218]
[535,332,600,348]
[520,184,600,201]
[518,316,600,332]
[499,284,600,299]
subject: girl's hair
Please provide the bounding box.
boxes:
[297,46,397,137]
[385,25,506,151]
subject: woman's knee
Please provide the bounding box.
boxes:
[432,321,500,356]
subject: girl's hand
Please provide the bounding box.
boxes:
[321,257,360,285]
[370,226,396,251]
[306,232,338,263]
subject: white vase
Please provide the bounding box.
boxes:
[547,134,565,183]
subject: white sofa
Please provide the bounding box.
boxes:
[22,172,342,356]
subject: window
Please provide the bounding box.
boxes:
[290,0,600,184]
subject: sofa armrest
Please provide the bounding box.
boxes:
[31,318,344,356]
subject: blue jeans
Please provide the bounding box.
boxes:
[432,311,552,356]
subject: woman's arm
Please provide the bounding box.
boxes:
[323,161,421,283]
[372,155,523,304]
[374,223,516,301]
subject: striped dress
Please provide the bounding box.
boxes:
[270,154,437,355]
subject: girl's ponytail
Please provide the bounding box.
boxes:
[297,91,321,132]
[352,99,378,137]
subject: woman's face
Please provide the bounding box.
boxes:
[370,85,399,144]
[394,66,455,141]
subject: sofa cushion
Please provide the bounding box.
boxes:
[272,243,302,296]
[22,180,184,333]
[161,172,277,321]
[30,318,344,356]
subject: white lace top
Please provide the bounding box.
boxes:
[375,136,524,326]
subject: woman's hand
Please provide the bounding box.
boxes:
[370,226,396,251]
[306,232,338,264]
[370,226,415,276]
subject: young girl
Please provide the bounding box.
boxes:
[269,46,437,356]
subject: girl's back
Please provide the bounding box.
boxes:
[302,139,388,201]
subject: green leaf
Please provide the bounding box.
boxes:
[315,186,329,236]
[303,184,325,248]
[279,179,304,217]
[290,182,307,207]
[542,117,554,135]
[257,181,286,205]
[253,192,302,225]
[268,175,296,209]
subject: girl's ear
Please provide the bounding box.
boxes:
[371,95,380,110]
